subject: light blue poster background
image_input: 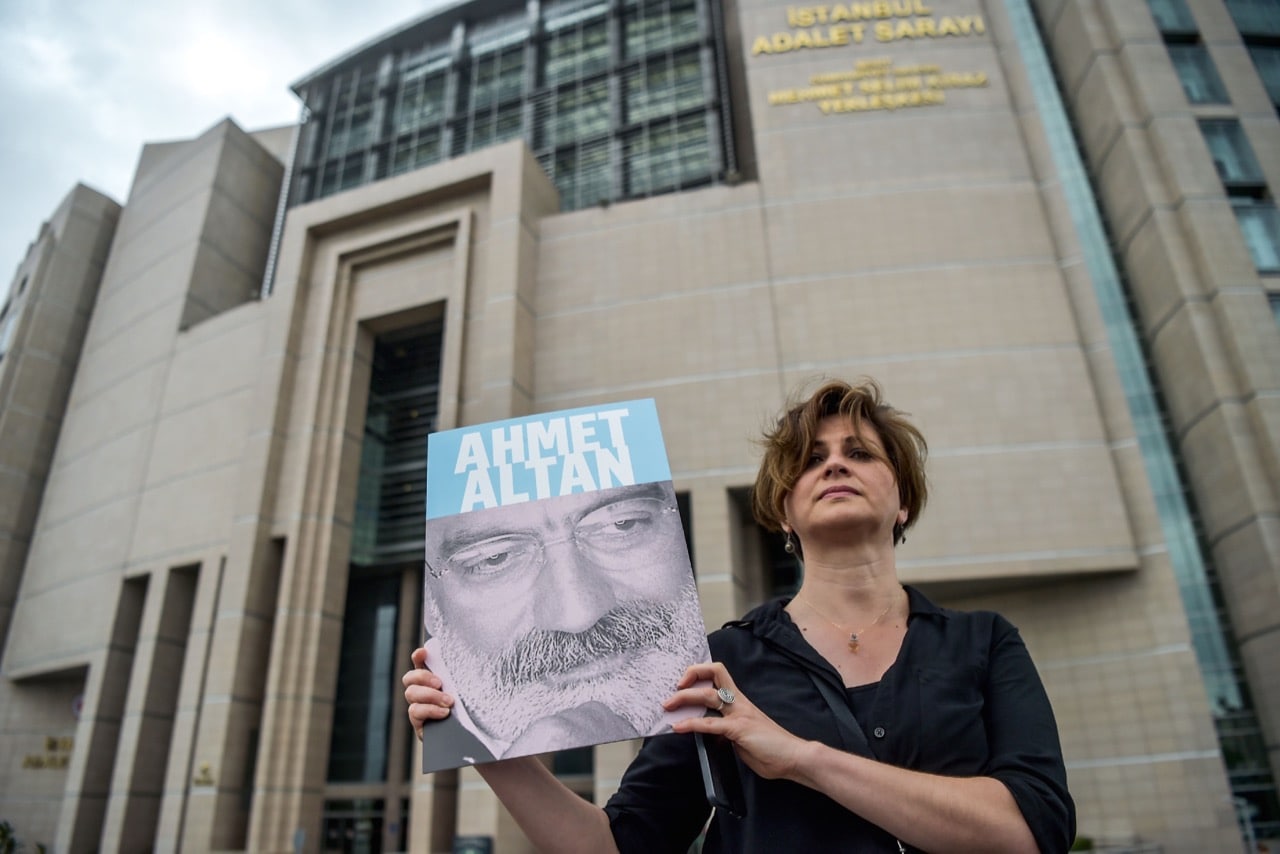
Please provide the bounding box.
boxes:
[426,399,672,519]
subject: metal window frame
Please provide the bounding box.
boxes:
[291,0,735,212]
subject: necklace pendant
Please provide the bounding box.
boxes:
[848,633,860,653]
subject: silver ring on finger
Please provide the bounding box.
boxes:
[716,687,735,707]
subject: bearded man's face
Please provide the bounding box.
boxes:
[424,482,707,742]
[433,582,707,740]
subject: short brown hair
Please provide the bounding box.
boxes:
[751,378,928,544]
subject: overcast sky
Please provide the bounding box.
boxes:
[0,0,441,301]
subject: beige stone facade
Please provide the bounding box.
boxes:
[0,0,1277,852]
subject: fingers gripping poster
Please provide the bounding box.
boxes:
[421,400,711,773]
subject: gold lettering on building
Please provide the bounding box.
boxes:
[786,1,932,27]
[22,735,74,770]
[818,89,947,112]
[751,0,986,56]
[766,58,987,114]
[193,761,215,787]
[753,24,867,55]
[873,14,984,41]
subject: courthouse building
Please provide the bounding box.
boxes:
[2,0,1279,850]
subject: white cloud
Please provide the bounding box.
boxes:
[0,0,431,294]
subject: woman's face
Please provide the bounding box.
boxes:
[782,415,907,547]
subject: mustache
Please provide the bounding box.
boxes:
[494,600,682,685]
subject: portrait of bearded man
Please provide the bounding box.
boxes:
[421,480,710,771]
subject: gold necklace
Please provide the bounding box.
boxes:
[796,589,902,653]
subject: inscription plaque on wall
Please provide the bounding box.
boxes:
[751,2,990,115]
[22,736,73,769]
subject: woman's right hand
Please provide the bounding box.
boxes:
[403,647,455,739]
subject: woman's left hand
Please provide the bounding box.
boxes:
[665,662,811,782]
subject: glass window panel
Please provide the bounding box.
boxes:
[323,799,388,852]
[470,56,498,108]
[326,73,378,159]
[348,104,375,152]
[390,131,443,176]
[336,153,364,192]
[395,73,447,135]
[624,51,704,123]
[351,324,441,565]
[536,80,609,148]
[497,49,526,102]
[1248,45,1280,105]
[1233,203,1280,271]
[548,139,612,208]
[1169,44,1229,103]
[1219,714,1270,773]
[332,73,360,112]
[545,0,608,29]
[497,104,524,140]
[352,410,386,564]
[1227,0,1280,36]
[1201,120,1264,184]
[289,0,728,212]
[318,159,341,197]
[530,90,552,148]
[468,46,526,111]
[400,45,450,82]
[316,169,334,199]
[1269,294,1280,328]
[1147,0,1197,33]
[624,0,700,58]
[467,102,525,151]
[469,10,530,53]
[542,19,609,86]
[624,114,710,196]
[326,574,400,782]
[580,23,611,79]
[542,35,574,86]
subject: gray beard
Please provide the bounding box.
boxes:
[437,582,708,744]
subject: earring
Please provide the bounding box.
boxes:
[893,523,905,545]
[784,532,796,554]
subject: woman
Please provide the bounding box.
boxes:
[404,379,1075,852]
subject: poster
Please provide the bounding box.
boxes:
[420,399,711,773]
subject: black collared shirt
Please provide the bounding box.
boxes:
[605,586,1075,853]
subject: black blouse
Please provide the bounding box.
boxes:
[605,586,1075,853]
